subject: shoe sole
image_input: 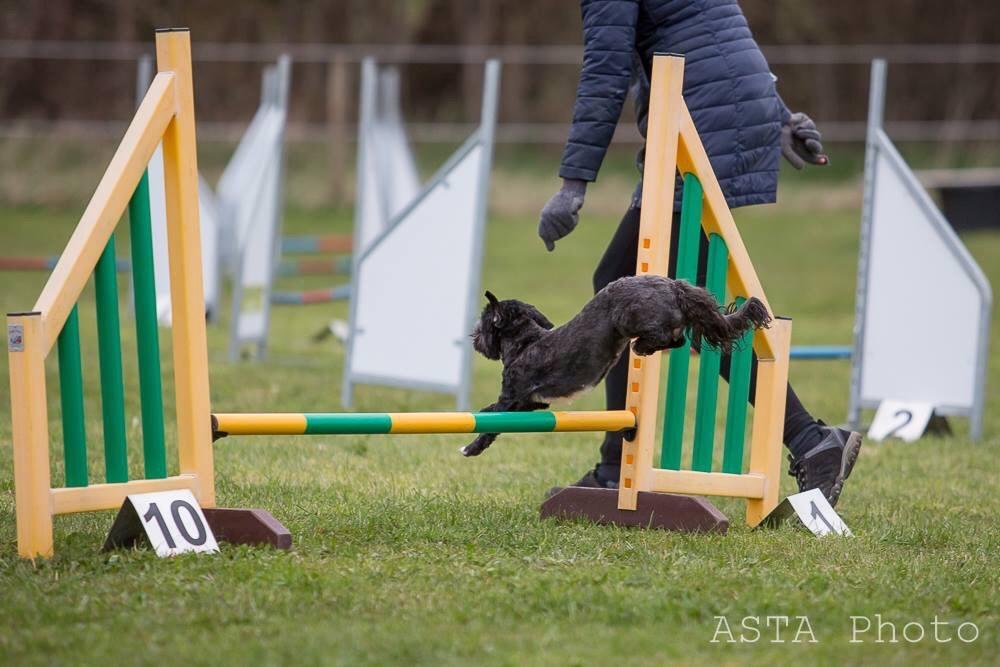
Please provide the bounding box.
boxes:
[828,431,863,508]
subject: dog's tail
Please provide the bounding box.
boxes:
[674,281,772,351]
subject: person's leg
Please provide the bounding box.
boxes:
[588,205,644,486]
[714,349,821,455]
[682,228,821,454]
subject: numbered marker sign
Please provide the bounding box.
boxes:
[868,400,934,442]
[103,490,219,557]
[759,489,852,537]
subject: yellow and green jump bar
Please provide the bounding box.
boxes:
[211,410,636,439]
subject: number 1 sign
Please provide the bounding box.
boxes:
[759,489,852,537]
[104,490,220,556]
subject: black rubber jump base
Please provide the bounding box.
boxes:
[540,487,729,533]
[203,508,293,549]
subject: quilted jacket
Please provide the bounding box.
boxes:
[559,0,788,208]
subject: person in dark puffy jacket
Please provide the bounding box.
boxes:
[539,0,862,506]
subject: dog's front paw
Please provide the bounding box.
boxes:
[460,443,483,457]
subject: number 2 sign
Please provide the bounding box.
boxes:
[868,400,934,442]
[104,490,219,557]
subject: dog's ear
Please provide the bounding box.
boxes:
[485,290,499,306]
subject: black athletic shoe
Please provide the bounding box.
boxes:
[546,464,619,499]
[787,426,863,507]
[571,465,619,490]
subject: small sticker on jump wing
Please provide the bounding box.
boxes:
[8,324,24,352]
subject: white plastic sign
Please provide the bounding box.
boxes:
[759,489,852,537]
[867,400,934,442]
[786,489,852,536]
[104,490,219,557]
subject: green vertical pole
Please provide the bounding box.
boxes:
[57,306,88,487]
[722,297,754,474]
[128,171,167,479]
[95,234,128,483]
[691,234,727,472]
[660,173,703,470]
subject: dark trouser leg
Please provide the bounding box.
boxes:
[713,348,820,457]
[593,207,821,478]
[593,207,642,475]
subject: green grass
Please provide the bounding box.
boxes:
[0,176,998,666]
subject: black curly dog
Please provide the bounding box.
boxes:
[461,275,772,457]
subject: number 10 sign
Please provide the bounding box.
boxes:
[103,490,219,556]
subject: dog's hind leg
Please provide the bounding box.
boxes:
[460,399,545,457]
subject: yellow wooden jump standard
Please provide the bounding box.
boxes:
[8,29,288,559]
[540,54,791,531]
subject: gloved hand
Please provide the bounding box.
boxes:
[538,178,587,251]
[781,112,828,169]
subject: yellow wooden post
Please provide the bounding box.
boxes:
[156,29,216,507]
[745,318,792,526]
[617,54,685,511]
[8,312,54,558]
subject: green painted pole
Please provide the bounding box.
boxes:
[722,297,754,474]
[661,173,703,470]
[691,234,728,472]
[56,306,88,487]
[95,235,128,483]
[128,171,167,479]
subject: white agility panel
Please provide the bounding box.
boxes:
[351,142,484,390]
[145,147,222,325]
[849,60,991,439]
[342,60,501,410]
[355,61,422,254]
[226,56,291,361]
[136,55,221,325]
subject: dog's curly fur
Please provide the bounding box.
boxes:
[462,275,772,457]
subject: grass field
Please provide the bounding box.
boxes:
[0,158,998,665]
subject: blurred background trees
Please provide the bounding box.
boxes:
[2,0,999,129]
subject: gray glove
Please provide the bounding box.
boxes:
[538,178,587,251]
[781,112,828,169]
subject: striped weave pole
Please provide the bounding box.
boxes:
[0,256,131,272]
[212,410,636,437]
[280,234,353,255]
[271,284,351,305]
[277,256,352,277]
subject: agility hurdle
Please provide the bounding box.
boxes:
[0,257,131,273]
[270,284,352,305]
[8,29,285,559]
[217,55,789,532]
[538,54,791,529]
[263,65,424,312]
[225,56,292,361]
[280,234,354,256]
[277,256,351,277]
